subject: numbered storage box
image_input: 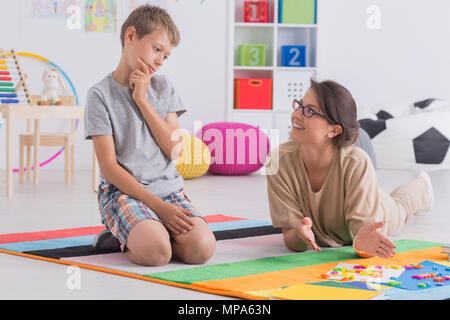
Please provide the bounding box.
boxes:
[244,1,269,23]
[238,44,267,66]
[279,0,316,24]
[234,78,272,110]
[281,45,306,67]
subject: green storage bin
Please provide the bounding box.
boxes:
[238,44,267,66]
[279,0,316,24]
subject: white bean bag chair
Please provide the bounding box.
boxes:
[358,98,450,170]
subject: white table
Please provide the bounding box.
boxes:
[0,104,85,197]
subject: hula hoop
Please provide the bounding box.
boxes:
[7,52,80,173]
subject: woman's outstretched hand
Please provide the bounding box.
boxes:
[354,221,396,258]
[296,217,321,251]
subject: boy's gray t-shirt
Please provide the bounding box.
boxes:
[85,73,186,199]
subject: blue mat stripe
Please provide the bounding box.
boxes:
[208,219,272,232]
[0,219,272,252]
[0,235,95,253]
[383,285,450,300]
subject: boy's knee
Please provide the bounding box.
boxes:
[129,240,172,266]
[195,237,216,264]
[181,233,216,265]
[145,249,172,266]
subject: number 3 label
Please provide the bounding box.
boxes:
[248,47,260,66]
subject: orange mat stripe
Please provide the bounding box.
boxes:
[2,247,446,300]
[0,248,264,300]
[192,247,446,294]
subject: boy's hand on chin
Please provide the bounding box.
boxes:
[129,57,153,104]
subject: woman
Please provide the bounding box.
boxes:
[265,79,434,258]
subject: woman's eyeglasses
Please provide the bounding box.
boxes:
[292,99,328,120]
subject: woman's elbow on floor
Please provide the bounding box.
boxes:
[283,236,308,252]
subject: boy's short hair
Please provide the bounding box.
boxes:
[120,5,180,49]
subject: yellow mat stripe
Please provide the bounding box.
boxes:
[192,247,446,295]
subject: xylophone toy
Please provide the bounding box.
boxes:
[0,49,31,105]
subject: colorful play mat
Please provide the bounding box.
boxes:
[0,215,448,300]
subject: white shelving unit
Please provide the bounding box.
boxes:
[226,0,318,148]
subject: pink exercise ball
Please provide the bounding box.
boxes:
[195,122,271,175]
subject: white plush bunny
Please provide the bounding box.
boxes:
[38,68,65,105]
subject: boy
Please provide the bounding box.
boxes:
[85,5,216,266]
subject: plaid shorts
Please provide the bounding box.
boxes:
[97,183,203,251]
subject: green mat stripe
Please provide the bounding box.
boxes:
[144,239,443,285]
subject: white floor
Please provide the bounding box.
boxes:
[0,169,449,299]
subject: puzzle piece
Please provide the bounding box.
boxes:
[396,260,450,290]
[324,263,403,284]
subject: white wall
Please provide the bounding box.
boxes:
[1,0,449,171]
[317,0,450,111]
[0,0,227,170]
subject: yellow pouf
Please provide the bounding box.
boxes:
[175,134,211,179]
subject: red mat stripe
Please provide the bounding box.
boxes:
[202,214,246,223]
[0,214,246,244]
[0,226,106,244]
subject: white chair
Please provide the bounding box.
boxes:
[19,95,77,184]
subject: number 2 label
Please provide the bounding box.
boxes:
[289,48,301,66]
